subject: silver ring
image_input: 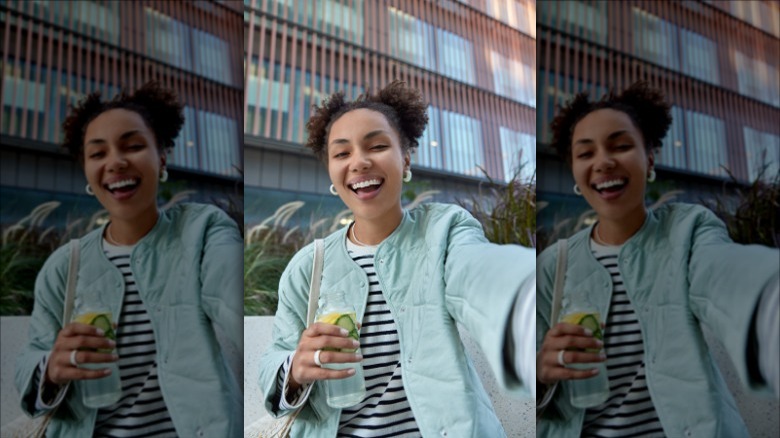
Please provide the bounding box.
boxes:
[313,349,323,367]
[557,350,567,367]
[69,350,79,367]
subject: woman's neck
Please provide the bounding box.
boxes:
[105,208,159,246]
[349,208,404,246]
[594,208,647,246]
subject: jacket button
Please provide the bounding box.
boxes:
[440,429,447,436]
[197,428,204,436]
[379,259,384,264]
[684,428,691,437]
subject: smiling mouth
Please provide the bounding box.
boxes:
[592,178,627,194]
[349,178,383,194]
[104,178,140,195]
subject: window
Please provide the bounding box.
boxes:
[441,110,483,176]
[680,29,719,85]
[485,0,534,36]
[388,7,435,70]
[491,51,535,107]
[415,106,444,170]
[685,110,727,177]
[436,29,476,85]
[658,106,687,171]
[262,0,365,44]
[743,127,780,182]
[198,110,240,176]
[31,0,120,45]
[499,127,536,183]
[387,7,475,84]
[146,8,233,85]
[633,8,679,71]
[735,50,780,107]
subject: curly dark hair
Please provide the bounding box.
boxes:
[550,81,672,163]
[62,81,184,161]
[304,80,429,162]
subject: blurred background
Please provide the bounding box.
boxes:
[536,0,779,251]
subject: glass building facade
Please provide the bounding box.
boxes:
[1,0,244,227]
[537,0,780,217]
[244,0,537,224]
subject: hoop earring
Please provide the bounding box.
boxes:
[160,168,169,182]
[648,169,656,183]
[573,184,582,196]
[403,169,412,183]
[85,184,95,196]
[329,184,338,196]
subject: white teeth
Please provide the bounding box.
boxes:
[595,179,626,190]
[107,179,138,190]
[350,179,382,190]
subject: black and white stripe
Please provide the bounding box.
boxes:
[582,241,664,438]
[337,241,421,438]
[94,241,177,437]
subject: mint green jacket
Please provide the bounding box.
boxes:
[15,204,243,437]
[537,203,779,437]
[259,203,536,437]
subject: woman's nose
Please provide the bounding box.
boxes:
[350,152,370,172]
[593,150,616,172]
[107,150,129,171]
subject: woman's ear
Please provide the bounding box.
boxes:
[403,151,411,171]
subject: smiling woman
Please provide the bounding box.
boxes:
[14,82,243,437]
[258,81,537,437]
[536,82,779,437]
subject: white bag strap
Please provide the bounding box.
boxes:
[63,239,81,324]
[550,239,568,325]
[306,239,324,327]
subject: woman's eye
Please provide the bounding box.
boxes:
[576,152,592,159]
[88,152,104,159]
[333,152,348,159]
[371,144,388,150]
[129,144,144,150]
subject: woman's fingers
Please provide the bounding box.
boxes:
[537,322,606,385]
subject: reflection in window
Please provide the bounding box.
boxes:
[491,51,535,107]
[730,0,780,38]
[743,127,780,182]
[172,106,199,170]
[262,0,364,44]
[499,127,536,183]
[685,110,727,177]
[680,29,719,85]
[193,28,232,84]
[633,8,679,71]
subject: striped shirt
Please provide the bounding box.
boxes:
[582,239,664,438]
[95,240,177,437]
[276,238,421,437]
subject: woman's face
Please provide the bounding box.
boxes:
[327,108,410,223]
[570,108,654,223]
[83,108,164,223]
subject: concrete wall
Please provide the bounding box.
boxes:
[243,316,534,437]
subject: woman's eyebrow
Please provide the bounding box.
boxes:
[85,130,142,146]
[329,130,388,146]
[573,130,629,146]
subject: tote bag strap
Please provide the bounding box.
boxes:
[63,239,81,323]
[306,239,325,327]
[550,239,568,325]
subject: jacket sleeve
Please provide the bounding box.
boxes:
[14,245,72,417]
[686,207,780,394]
[200,208,245,356]
[258,248,318,418]
[442,208,536,396]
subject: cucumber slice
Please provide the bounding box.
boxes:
[90,314,116,341]
[334,315,357,333]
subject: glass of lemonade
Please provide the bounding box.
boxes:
[315,292,366,408]
[560,310,609,408]
[73,296,122,408]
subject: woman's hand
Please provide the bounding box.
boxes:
[45,322,117,386]
[289,323,363,391]
[537,322,606,385]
